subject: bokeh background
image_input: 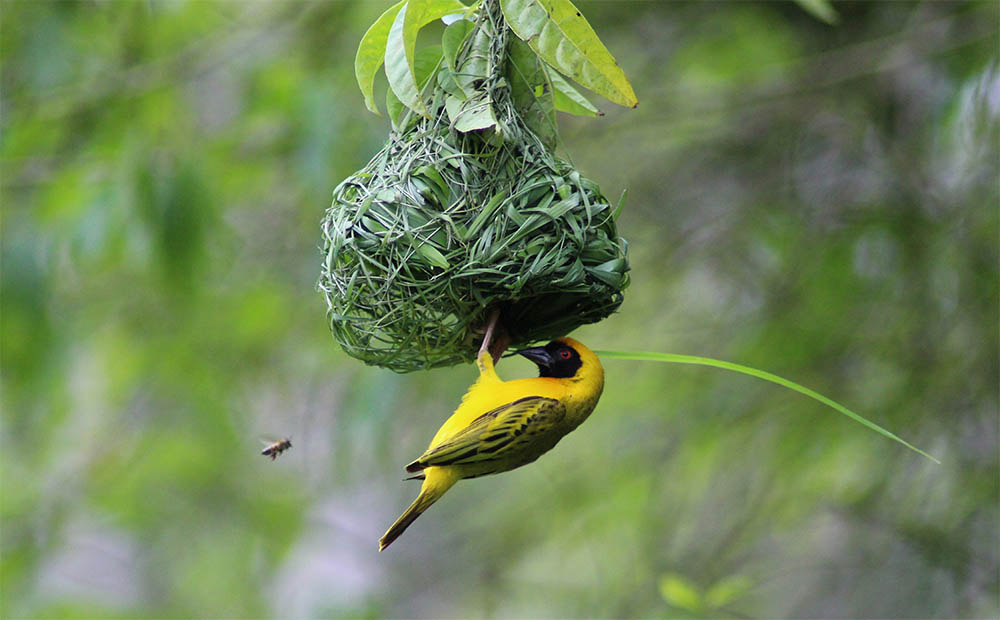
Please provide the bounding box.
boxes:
[3,0,998,617]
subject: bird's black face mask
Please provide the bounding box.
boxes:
[516,341,582,379]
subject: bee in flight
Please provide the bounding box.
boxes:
[260,437,292,461]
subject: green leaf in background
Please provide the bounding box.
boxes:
[506,36,558,149]
[500,0,638,108]
[794,0,840,25]
[658,573,703,613]
[595,350,941,464]
[355,0,408,115]
[385,0,467,117]
[547,67,600,117]
[705,575,752,609]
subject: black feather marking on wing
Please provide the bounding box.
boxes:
[478,441,509,454]
[403,398,542,473]
[411,396,563,469]
[428,447,479,467]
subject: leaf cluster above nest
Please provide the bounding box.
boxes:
[355,0,637,141]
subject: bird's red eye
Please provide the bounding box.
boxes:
[559,349,572,360]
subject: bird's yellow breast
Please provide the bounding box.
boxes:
[426,339,603,451]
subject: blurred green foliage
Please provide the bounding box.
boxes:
[2,1,997,618]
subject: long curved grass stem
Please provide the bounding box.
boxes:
[595,350,940,464]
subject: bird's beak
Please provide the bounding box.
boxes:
[516,346,553,368]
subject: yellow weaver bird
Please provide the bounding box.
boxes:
[379,336,604,551]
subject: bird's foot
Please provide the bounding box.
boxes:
[478,308,500,360]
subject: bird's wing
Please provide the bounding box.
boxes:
[406,396,564,472]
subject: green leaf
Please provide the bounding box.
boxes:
[794,0,840,25]
[386,82,405,127]
[442,17,475,72]
[415,45,445,85]
[385,0,467,118]
[445,93,497,132]
[462,191,507,239]
[387,45,444,129]
[587,257,627,288]
[355,0,408,115]
[414,242,450,268]
[500,0,638,108]
[454,24,492,98]
[593,350,941,464]
[705,575,752,609]
[506,36,558,149]
[658,573,702,613]
[548,68,600,117]
[414,165,448,199]
[437,65,466,100]
[612,188,627,221]
[414,163,450,206]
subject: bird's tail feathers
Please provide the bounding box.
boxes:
[379,470,457,551]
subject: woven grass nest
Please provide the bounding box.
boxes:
[319,3,629,372]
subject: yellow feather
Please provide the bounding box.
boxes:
[379,337,604,550]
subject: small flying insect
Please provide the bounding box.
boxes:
[260,437,292,461]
